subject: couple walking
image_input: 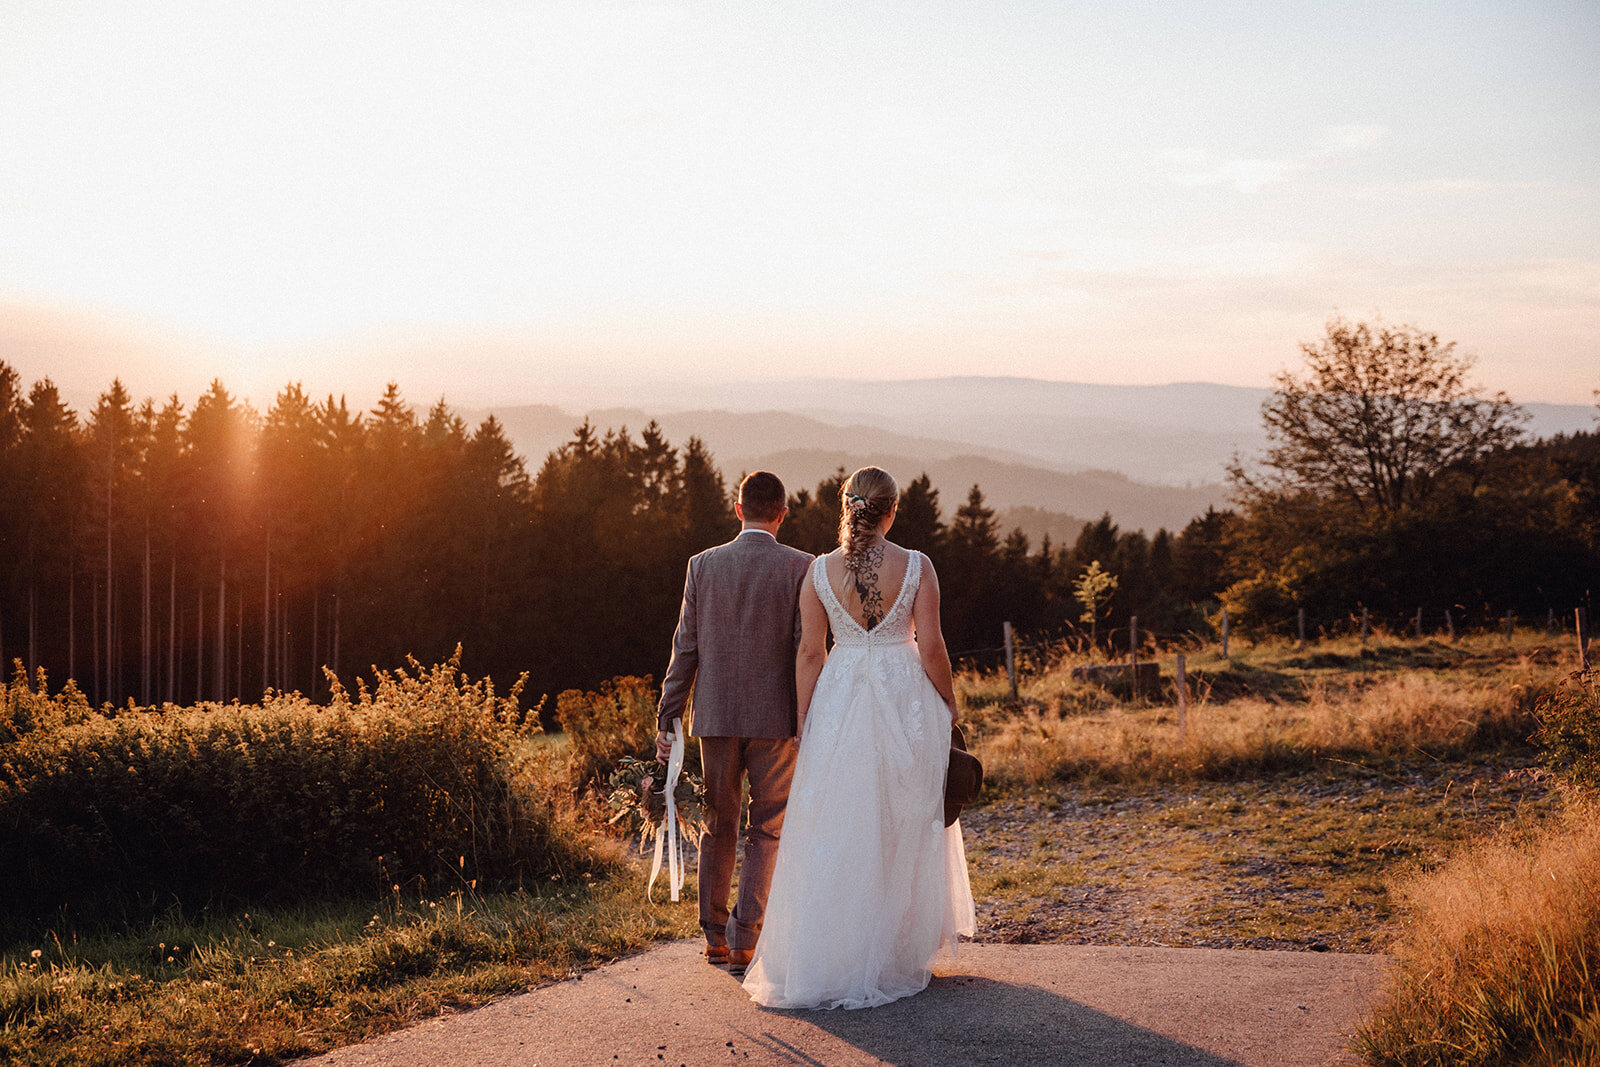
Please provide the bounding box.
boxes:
[655,466,977,1011]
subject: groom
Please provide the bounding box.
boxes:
[656,471,813,974]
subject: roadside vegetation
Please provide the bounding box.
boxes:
[0,662,697,1066]
[1354,667,1600,1066]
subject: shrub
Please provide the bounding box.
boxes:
[1534,668,1600,795]
[1217,571,1300,640]
[0,654,605,924]
[0,665,95,744]
[555,675,661,790]
[1356,807,1600,1065]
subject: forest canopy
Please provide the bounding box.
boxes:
[1,335,1595,713]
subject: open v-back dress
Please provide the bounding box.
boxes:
[742,550,976,1010]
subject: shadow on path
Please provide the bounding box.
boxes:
[744,974,1240,1066]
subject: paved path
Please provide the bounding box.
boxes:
[301,940,1389,1066]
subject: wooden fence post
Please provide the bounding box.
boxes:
[1003,621,1017,701]
[1445,608,1455,642]
[1548,607,1557,634]
[1129,616,1140,698]
[1297,608,1306,651]
[1220,608,1230,659]
[1360,607,1369,644]
[1578,608,1590,670]
[1176,653,1188,742]
[1414,607,1423,640]
[1505,610,1516,642]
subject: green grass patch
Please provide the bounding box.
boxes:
[0,863,700,1067]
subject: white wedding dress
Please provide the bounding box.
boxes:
[743,550,976,1010]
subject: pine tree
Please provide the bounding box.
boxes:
[88,381,137,703]
[894,473,945,556]
[679,436,735,554]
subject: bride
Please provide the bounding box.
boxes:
[742,466,976,1010]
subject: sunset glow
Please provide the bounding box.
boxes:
[2,1,1596,408]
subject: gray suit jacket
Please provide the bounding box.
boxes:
[657,530,814,738]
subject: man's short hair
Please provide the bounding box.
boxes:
[738,471,787,522]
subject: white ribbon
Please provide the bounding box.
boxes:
[647,719,686,903]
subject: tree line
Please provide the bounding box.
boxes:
[0,361,1215,707]
[2,319,1596,711]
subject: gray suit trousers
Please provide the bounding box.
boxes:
[698,735,798,951]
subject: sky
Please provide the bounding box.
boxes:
[1,0,1597,411]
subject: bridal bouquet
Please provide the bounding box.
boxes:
[603,755,707,852]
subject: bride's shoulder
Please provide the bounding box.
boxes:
[882,541,920,564]
[896,545,936,580]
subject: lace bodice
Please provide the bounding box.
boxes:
[812,550,922,648]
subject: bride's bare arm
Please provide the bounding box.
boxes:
[910,557,958,721]
[794,578,829,736]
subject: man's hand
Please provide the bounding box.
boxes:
[655,729,674,762]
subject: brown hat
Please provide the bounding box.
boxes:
[944,723,983,827]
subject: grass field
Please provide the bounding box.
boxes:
[0,819,700,1067]
[2,629,1590,1065]
[958,631,1572,788]
[963,750,1553,954]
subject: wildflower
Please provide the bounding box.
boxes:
[30,949,41,959]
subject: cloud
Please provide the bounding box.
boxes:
[1170,157,1300,193]
[1166,123,1391,193]
[1316,124,1388,153]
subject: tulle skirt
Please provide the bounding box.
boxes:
[743,642,976,1010]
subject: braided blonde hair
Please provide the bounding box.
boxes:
[838,466,898,572]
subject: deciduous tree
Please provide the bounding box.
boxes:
[1233,316,1525,516]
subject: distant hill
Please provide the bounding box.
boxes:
[720,448,1216,534]
[478,404,1049,474]
[473,401,1225,533]
[468,378,1593,534]
[990,507,1091,549]
[562,377,1596,487]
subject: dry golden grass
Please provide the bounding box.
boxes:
[962,753,1553,953]
[1356,804,1600,1065]
[958,634,1566,788]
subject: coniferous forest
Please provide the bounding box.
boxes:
[1,345,1597,714]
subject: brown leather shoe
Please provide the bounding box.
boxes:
[727,948,753,975]
[705,944,730,965]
